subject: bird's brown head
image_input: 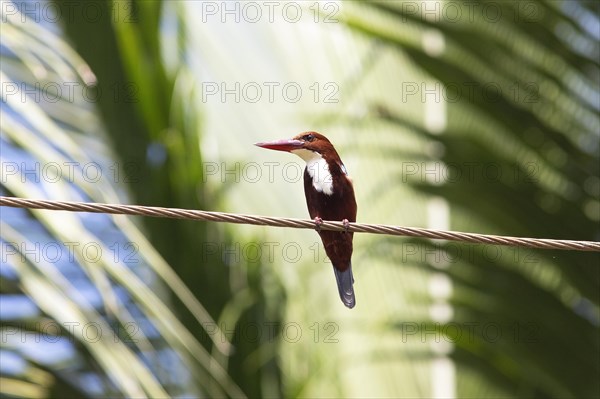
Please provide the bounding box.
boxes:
[254,132,339,161]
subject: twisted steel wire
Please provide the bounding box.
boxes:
[1,196,599,252]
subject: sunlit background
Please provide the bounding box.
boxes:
[1,0,599,398]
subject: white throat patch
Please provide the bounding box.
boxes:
[291,149,334,195]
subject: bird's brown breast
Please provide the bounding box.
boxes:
[303,168,357,271]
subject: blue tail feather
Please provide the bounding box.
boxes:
[333,264,355,309]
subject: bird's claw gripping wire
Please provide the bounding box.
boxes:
[342,219,350,234]
[314,217,323,232]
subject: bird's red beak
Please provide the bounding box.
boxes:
[254,138,304,152]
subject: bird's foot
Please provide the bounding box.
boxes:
[314,217,323,232]
[342,219,350,234]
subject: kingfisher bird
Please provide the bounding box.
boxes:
[255,132,358,308]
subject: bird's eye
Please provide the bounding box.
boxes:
[304,134,315,142]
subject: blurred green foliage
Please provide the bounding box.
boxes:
[1,0,598,398]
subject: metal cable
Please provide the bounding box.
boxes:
[1,196,598,252]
